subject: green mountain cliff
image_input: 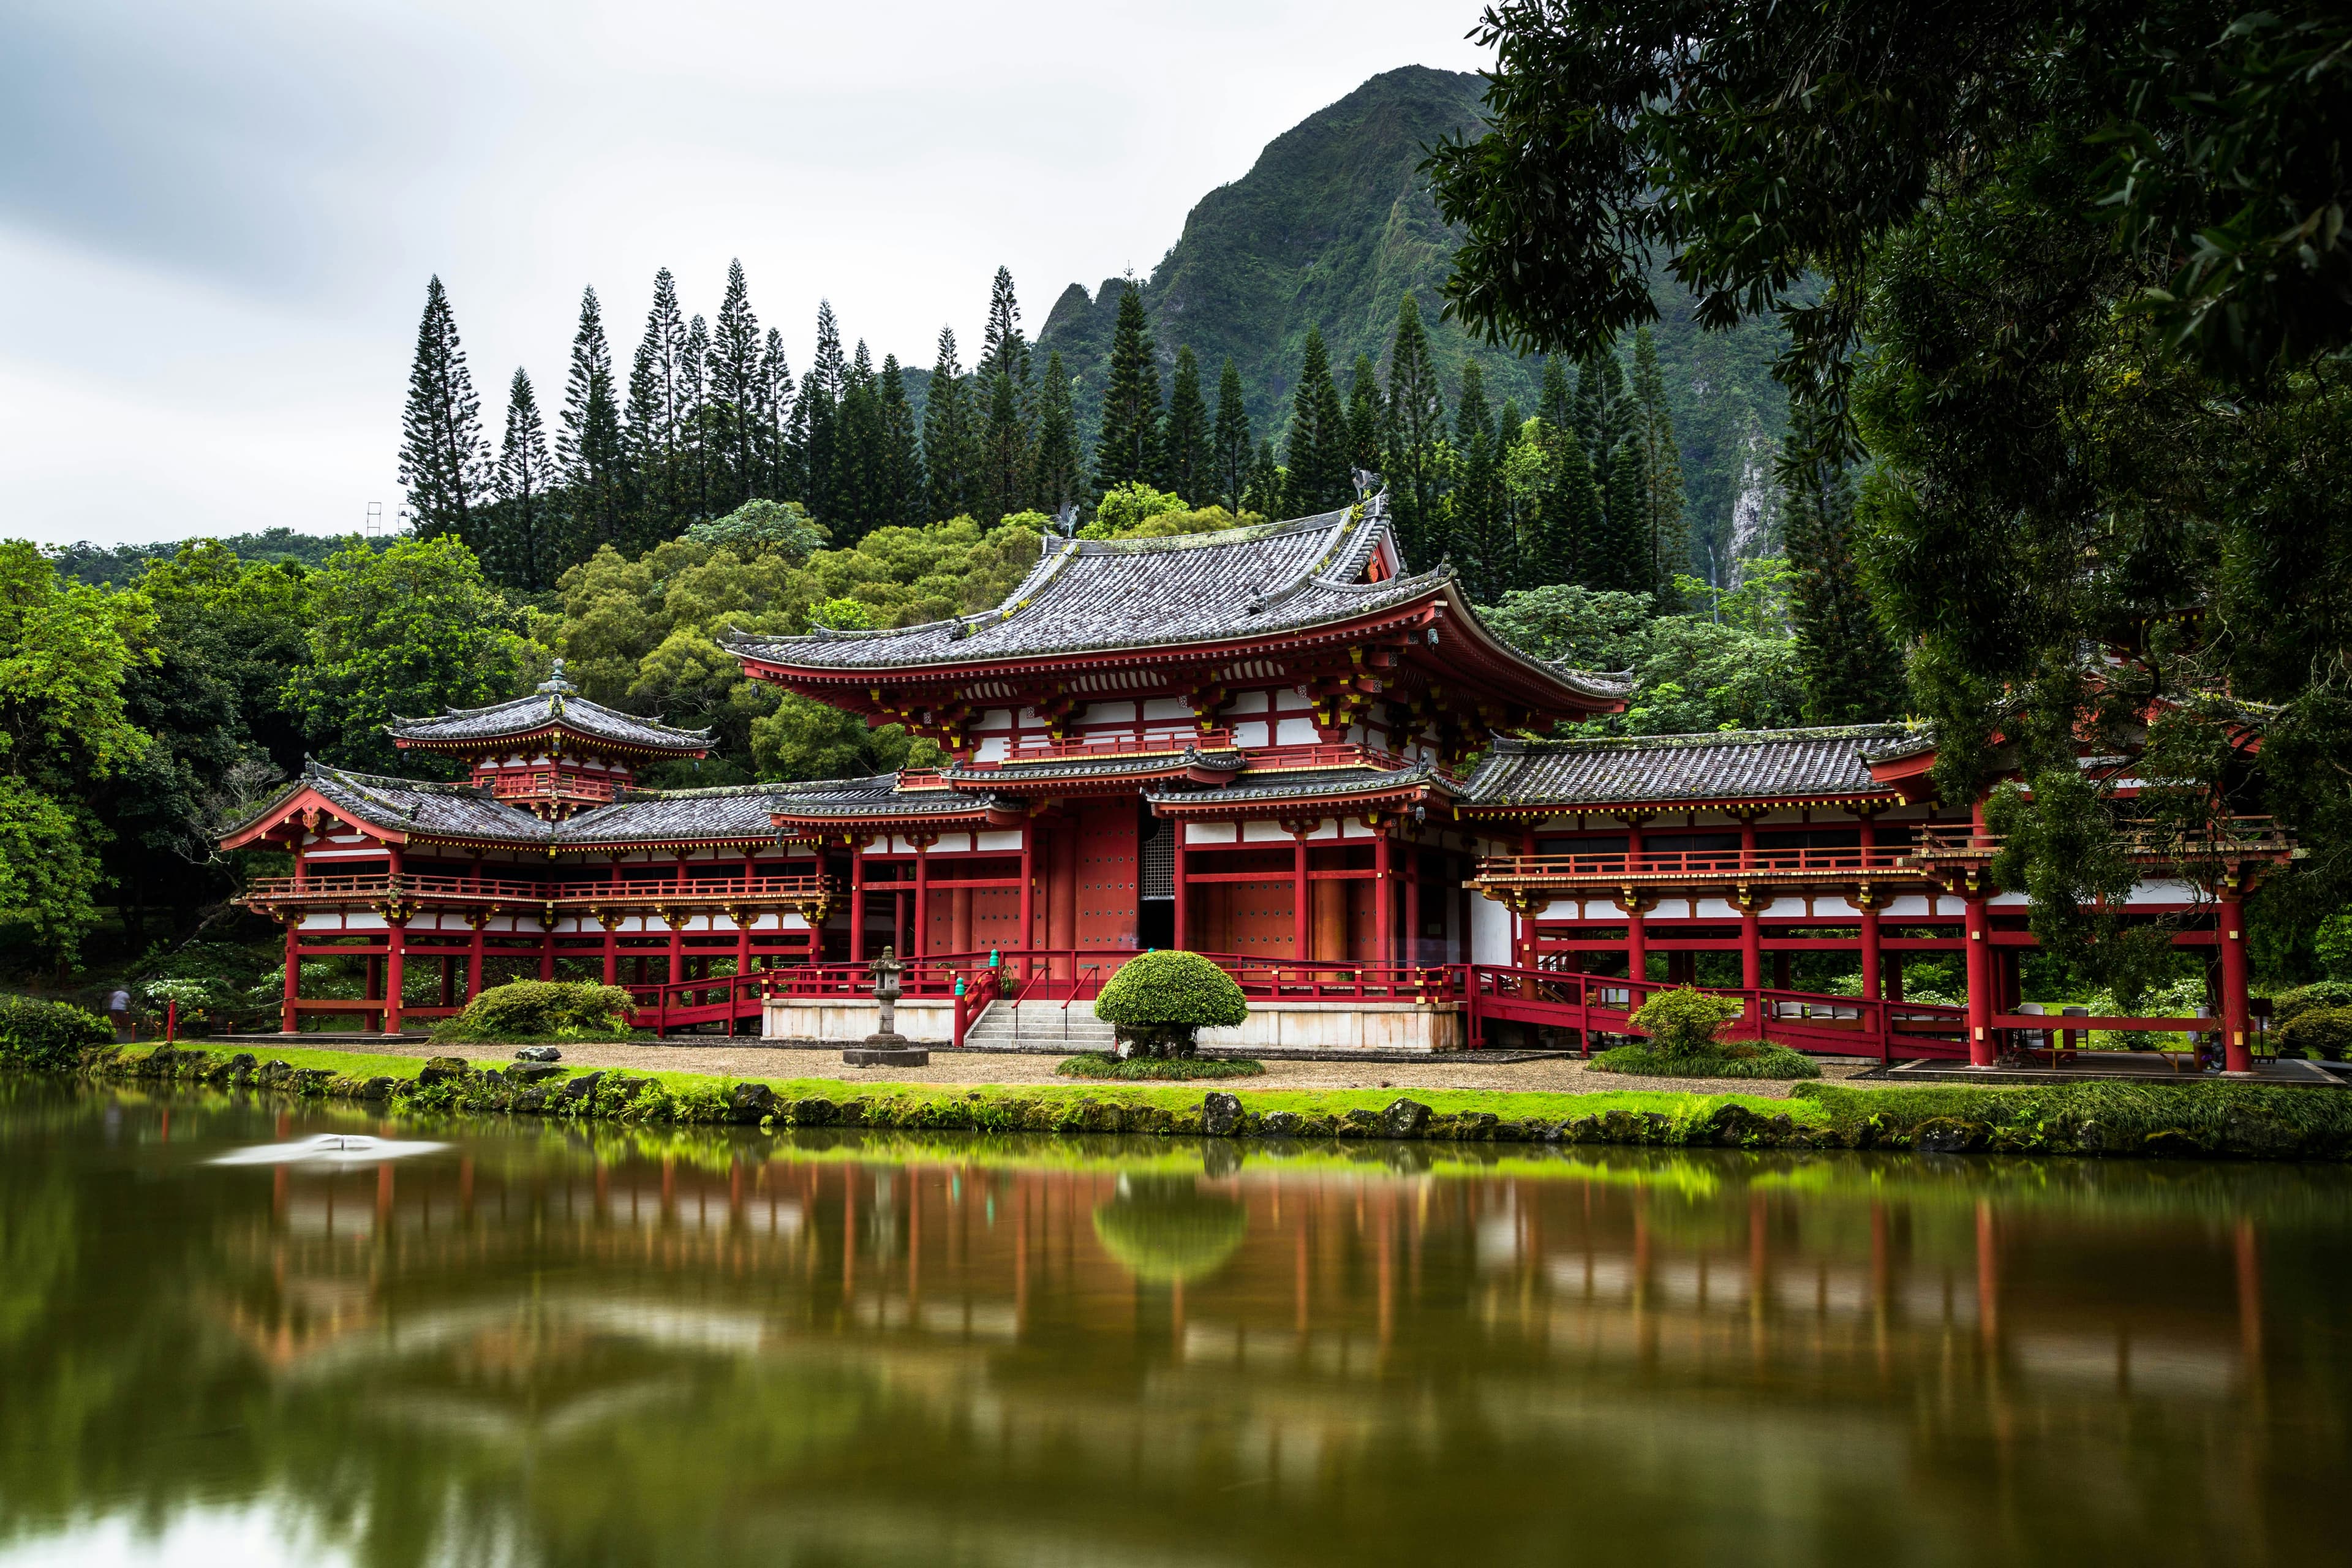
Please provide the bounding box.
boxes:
[1037,64,1790,579]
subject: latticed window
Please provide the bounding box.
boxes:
[1140,815,1174,900]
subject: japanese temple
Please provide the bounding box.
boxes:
[224,494,2291,1070]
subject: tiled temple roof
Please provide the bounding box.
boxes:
[232,761,555,844]
[389,663,711,755]
[943,746,1247,789]
[725,497,1629,704]
[562,785,799,844]
[1146,758,1449,810]
[1461,725,1928,809]
[764,775,987,821]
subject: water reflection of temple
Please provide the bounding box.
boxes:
[221,1137,2280,1423]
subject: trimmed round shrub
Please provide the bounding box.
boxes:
[2275,1004,2352,1062]
[1093,952,1248,1058]
[1057,1052,1265,1080]
[434,980,635,1044]
[0,996,112,1070]
[1628,986,1744,1056]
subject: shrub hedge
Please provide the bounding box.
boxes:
[0,996,113,1070]
[1589,1040,1822,1079]
[2275,1005,2352,1061]
[433,981,636,1044]
[1057,1052,1266,1081]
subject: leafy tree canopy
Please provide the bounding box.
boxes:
[285,536,542,776]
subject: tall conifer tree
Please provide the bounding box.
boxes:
[706,258,764,509]
[801,301,846,526]
[1162,346,1212,503]
[1092,283,1163,497]
[921,327,974,521]
[1597,436,1653,594]
[1029,349,1085,518]
[397,275,489,543]
[978,368,1030,523]
[557,285,625,558]
[1345,353,1385,477]
[759,328,797,502]
[1381,295,1449,564]
[679,314,712,522]
[876,354,924,529]
[978,266,1029,385]
[1782,408,1905,721]
[624,269,692,541]
[1211,356,1252,511]
[1450,361,1512,598]
[494,368,558,588]
[1283,328,1351,516]
[1531,402,1600,589]
[1241,438,1284,519]
[1629,326,1691,603]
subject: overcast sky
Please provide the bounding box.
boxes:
[0,0,1490,546]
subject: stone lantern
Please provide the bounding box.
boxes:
[843,946,930,1067]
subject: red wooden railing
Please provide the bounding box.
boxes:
[483,770,619,802]
[1476,845,1923,884]
[247,872,835,905]
[961,729,1236,769]
[1458,963,1971,1064]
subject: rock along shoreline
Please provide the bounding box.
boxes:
[37,1042,2352,1162]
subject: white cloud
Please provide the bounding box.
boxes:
[0,0,1490,544]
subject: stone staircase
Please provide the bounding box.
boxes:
[960,998,1117,1054]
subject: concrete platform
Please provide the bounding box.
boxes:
[1887,1054,2341,1088]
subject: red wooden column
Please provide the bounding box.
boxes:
[1402,840,1421,970]
[850,841,868,962]
[1858,899,1883,1000]
[1624,897,1648,988]
[1739,896,1763,992]
[602,918,619,986]
[1373,826,1393,969]
[1964,884,1995,1066]
[913,836,932,959]
[667,852,688,984]
[281,920,300,1032]
[383,924,406,1034]
[1172,822,1191,951]
[1018,823,1035,971]
[468,914,488,1000]
[383,843,406,1032]
[2219,888,2253,1073]
[1516,826,1537,969]
[1291,829,1310,960]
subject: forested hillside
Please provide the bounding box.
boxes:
[1037,66,1792,582]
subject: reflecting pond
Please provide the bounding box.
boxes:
[2,1077,2350,1567]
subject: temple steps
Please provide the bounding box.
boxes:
[962,1001,1117,1053]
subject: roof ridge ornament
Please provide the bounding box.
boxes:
[535,658,578,696]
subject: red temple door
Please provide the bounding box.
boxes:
[1074,798,1139,950]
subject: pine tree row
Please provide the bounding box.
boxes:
[398,270,1698,603]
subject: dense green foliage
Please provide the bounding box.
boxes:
[1424,0,2352,992]
[2274,1007,2352,1061]
[0,997,111,1070]
[1056,1052,1267,1081]
[432,980,636,1044]
[1093,952,1251,1033]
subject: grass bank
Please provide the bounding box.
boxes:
[37,1043,2352,1159]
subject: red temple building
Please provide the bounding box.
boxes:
[225,495,2291,1070]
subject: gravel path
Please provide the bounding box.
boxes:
[327,1036,1884,1099]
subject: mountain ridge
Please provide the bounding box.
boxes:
[1036,65,1789,579]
